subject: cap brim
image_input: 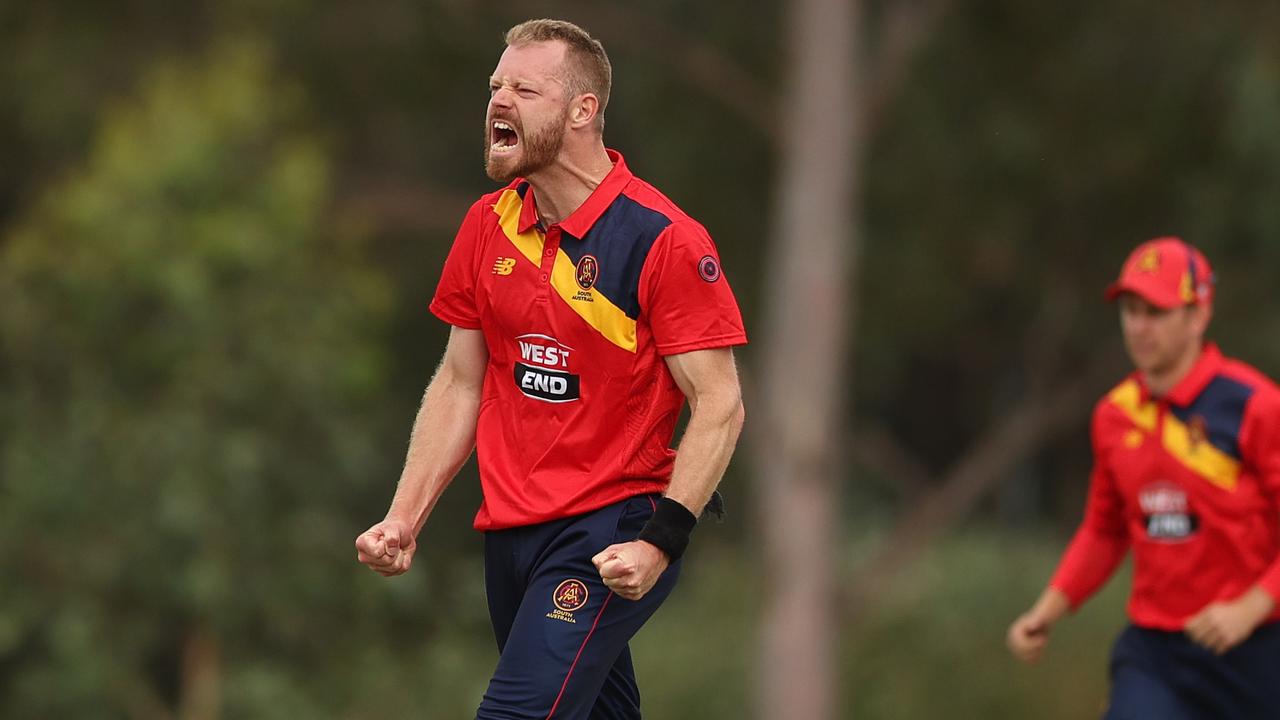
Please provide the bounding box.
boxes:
[1103,281,1184,309]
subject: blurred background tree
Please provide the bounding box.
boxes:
[2,0,1280,718]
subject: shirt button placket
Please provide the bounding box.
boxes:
[540,228,559,299]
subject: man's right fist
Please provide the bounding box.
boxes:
[355,520,416,577]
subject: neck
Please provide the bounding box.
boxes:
[526,142,612,226]
[1145,342,1204,397]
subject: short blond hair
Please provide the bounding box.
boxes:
[505,19,611,131]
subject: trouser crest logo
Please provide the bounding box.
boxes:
[547,578,589,623]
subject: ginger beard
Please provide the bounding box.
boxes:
[484,102,571,183]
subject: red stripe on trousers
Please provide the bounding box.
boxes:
[545,592,615,719]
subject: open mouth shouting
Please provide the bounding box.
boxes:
[491,119,520,154]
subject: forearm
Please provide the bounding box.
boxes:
[386,367,483,534]
[664,392,745,514]
[1256,546,1280,602]
[1244,538,1280,618]
[1049,526,1128,609]
[1030,586,1072,627]
[1236,585,1277,620]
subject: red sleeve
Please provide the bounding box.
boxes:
[1240,388,1280,600]
[638,220,747,356]
[1048,408,1131,609]
[428,198,487,329]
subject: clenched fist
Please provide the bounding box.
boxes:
[355,520,417,577]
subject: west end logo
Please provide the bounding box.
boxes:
[546,578,589,624]
[575,255,599,290]
[513,334,581,403]
[1139,481,1198,541]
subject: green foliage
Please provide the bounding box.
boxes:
[3,1,1280,716]
[0,38,396,715]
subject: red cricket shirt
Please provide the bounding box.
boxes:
[1050,343,1280,629]
[429,150,748,530]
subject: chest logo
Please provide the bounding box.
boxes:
[514,334,580,403]
[492,257,517,276]
[575,255,599,290]
[1187,415,1208,452]
[1138,482,1198,542]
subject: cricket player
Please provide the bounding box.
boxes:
[1007,237,1280,718]
[355,18,747,719]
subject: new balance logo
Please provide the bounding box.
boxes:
[492,257,517,276]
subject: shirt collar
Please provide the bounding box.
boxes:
[1165,342,1223,406]
[516,149,632,237]
[1141,342,1223,406]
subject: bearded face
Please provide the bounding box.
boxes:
[484,100,571,182]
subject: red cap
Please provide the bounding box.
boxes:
[1104,237,1214,309]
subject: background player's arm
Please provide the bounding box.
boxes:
[1007,587,1071,664]
[1007,495,1128,664]
[1008,409,1129,663]
[355,326,488,576]
[593,347,744,600]
[1185,586,1275,655]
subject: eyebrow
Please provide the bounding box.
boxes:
[490,74,535,85]
[488,73,566,89]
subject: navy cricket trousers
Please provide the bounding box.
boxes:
[475,494,681,720]
[1104,622,1280,720]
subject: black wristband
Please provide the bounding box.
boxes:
[637,497,698,561]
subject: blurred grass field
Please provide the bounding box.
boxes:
[322,527,1125,719]
[634,527,1128,719]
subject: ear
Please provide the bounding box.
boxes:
[1190,302,1213,335]
[568,93,600,130]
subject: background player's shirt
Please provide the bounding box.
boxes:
[1050,344,1280,629]
[430,150,747,530]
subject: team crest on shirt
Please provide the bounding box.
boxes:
[575,254,599,290]
[1139,481,1198,541]
[546,579,589,624]
[1187,415,1208,452]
